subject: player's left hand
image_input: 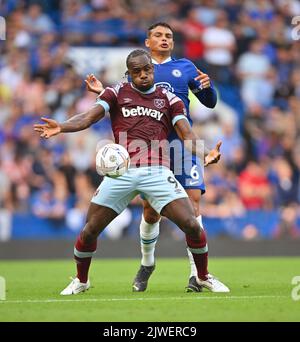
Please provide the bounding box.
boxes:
[195,69,211,89]
[204,141,222,167]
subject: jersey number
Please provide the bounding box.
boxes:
[190,165,200,180]
[167,176,178,188]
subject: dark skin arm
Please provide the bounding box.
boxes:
[174,118,221,166]
[34,104,105,139]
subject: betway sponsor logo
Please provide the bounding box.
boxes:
[122,106,164,121]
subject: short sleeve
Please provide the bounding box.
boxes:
[95,87,118,112]
[169,97,189,126]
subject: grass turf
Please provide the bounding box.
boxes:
[0,257,299,322]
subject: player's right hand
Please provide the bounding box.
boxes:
[204,141,222,167]
[85,74,104,94]
[34,117,61,139]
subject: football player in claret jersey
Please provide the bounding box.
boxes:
[85,23,229,293]
[34,50,222,295]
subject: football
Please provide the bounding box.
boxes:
[96,143,130,177]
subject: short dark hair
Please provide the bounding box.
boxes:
[147,22,173,37]
[126,49,152,69]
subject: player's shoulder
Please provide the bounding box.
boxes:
[157,87,183,106]
[171,57,197,77]
[172,57,195,68]
[112,81,129,92]
[105,81,128,96]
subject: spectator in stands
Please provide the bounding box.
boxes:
[174,9,205,65]
[202,11,236,84]
[22,3,55,37]
[31,181,67,226]
[273,204,300,239]
[269,157,299,207]
[238,161,272,210]
[236,39,274,108]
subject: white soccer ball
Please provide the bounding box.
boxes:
[96,143,130,177]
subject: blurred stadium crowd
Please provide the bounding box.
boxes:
[1,0,300,241]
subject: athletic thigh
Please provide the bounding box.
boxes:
[160,197,196,228]
[91,171,139,214]
[142,199,161,224]
[186,188,202,217]
[82,202,119,243]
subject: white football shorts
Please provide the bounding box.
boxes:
[91,166,188,214]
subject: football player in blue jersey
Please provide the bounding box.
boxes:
[85,22,229,293]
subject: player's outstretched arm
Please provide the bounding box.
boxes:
[34,105,105,139]
[85,74,104,94]
[174,118,221,166]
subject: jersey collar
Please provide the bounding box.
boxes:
[152,56,172,65]
[130,83,156,94]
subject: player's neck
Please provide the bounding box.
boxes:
[130,83,156,94]
[151,52,172,64]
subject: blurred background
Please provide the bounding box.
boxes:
[0,0,300,251]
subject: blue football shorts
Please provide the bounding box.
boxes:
[171,141,206,193]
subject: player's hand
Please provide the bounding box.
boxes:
[34,117,61,139]
[204,141,222,167]
[85,74,104,94]
[194,69,211,89]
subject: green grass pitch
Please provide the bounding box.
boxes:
[0,257,299,322]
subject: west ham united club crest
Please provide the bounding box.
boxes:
[154,99,165,109]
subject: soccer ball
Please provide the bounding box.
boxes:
[96,143,130,177]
